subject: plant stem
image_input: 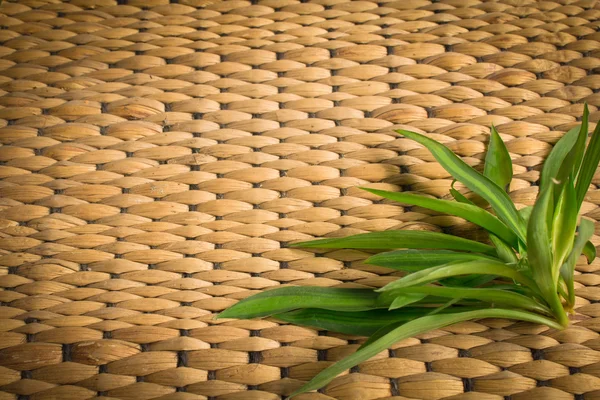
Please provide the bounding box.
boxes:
[547,289,570,327]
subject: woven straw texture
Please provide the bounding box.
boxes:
[1,0,600,399]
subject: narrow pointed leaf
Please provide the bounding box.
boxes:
[540,126,580,192]
[216,287,380,319]
[562,219,595,308]
[365,249,498,272]
[450,187,471,204]
[389,293,428,310]
[361,188,518,248]
[450,180,475,205]
[287,309,563,399]
[377,259,537,293]
[391,286,550,315]
[489,234,518,264]
[552,178,577,274]
[583,241,596,263]
[555,106,588,195]
[576,114,600,208]
[527,186,569,325]
[274,308,427,337]
[397,129,525,242]
[357,304,485,351]
[356,321,405,352]
[292,230,496,255]
[439,274,497,287]
[450,180,485,207]
[484,125,513,192]
[527,186,555,287]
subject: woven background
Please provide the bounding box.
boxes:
[1,0,600,399]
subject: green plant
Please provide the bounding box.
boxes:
[217,106,600,399]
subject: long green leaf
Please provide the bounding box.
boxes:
[292,230,496,255]
[390,286,551,315]
[388,293,428,310]
[527,186,569,326]
[397,129,526,243]
[439,274,497,287]
[584,240,596,263]
[540,126,580,193]
[561,219,595,309]
[576,113,600,208]
[287,308,563,399]
[365,249,498,272]
[450,180,475,205]
[216,287,381,319]
[275,308,426,336]
[489,234,518,264]
[450,180,486,207]
[484,125,513,192]
[554,106,588,197]
[361,188,518,248]
[527,186,554,287]
[552,177,577,276]
[377,259,537,293]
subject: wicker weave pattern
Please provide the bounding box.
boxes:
[0,0,600,399]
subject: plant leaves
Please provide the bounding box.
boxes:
[584,241,596,264]
[576,112,600,208]
[527,186,554,289]
[484,125,513,192]
[397,129,526,243]
[361,188,518,248]
[450,180,486,207]
[275,308,426,336]
[561,219,595,309]
[527,186,569,325]
[489,234,518,264]
[365,249,498,272]
[216,287,381,319]
[552,177,578,275]
[388,293,429,310]
[439,274,497,288]
[519,206,533,227]
[377,259,537,293]
[390,286,551,315]
[450,180,475,205]
[540,126,580,193]
[287,309,563,399]
[292,230,496,255]
[554,106,588,197]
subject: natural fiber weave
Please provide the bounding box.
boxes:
[0,0,600,399]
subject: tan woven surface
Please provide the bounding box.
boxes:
[1,0,600,399]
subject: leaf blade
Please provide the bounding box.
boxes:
[362,187,519,248]
[292,230,496,255]
[552,177,578,276]
[274,308,424,336]
[388,293,428,310]
[216,287,381,319]
[484,125,513,192]
[540,126,580,193]
[287,309,563,398]
[576,110,600,208]
[365,249,498,272]
[377,259,537,293]
[397,129,526,243]
[392,286,550,315]
[584,240,596,263]
[561,219,595,308]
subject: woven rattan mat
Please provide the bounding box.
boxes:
[1,0,600,399]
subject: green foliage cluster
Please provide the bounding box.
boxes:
[219,106,600,398]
